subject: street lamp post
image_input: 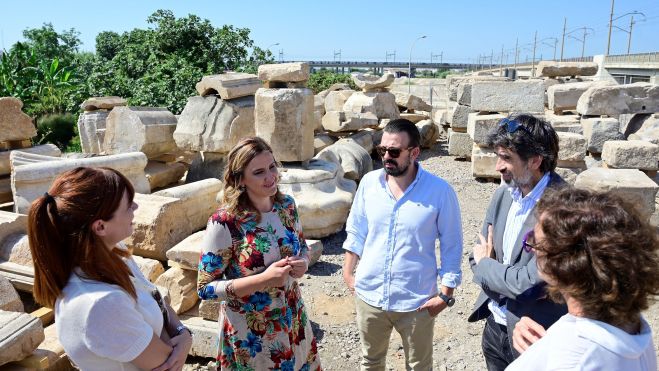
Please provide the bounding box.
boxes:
[408,35,427,94]
[610,12,645,54]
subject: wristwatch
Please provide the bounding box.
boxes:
[175,325,193,337]
[438,293,455,307]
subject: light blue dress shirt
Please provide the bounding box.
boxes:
[343,164,463,312]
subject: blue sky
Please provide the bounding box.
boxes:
[2,0,659,63]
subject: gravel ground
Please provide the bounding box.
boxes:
[186,135,659,370]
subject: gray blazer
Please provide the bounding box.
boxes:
[468,172,567,353]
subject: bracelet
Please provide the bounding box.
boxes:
[174,325,193,337]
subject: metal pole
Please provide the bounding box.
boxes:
[553,39,557,60]
[607,0,615,55]
[627,15,634,54]
[408,35,426,94]
[560,18,567,61]
[490,49,494,70]
[581,28,586,58]
[532,31,537,77]
[514,38,518,71]
[499,44,504,76]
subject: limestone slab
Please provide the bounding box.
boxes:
[255,88,315,162]
[577,83,659,116]
[0,274,23,312]
[537,61,598,77]
[154,267,198,314]
[601,140,659,170]
[448,130,473,158]
[198,300,220,321]
[314,133,336,155]
[548,81,611,113]
[0,310,44,366]
[315,140,373,181]
[132,255,165,283]
[554,167,583,185]
[628,115,659,144]
[174,95,254,153]
[575,168,659,219]
[0,98,36,142]
[446,75,508,102]
[80,96,126,111]
[457,82,472,106]
[417,119,438,148]
[317,83,352,99]
[471,80,545,112]
[104,107,178,158]
[448,104,475,131]
[195,72,260,99]
[351,73,394,91]
[278,159,356,238]
[307,239,323,267]
[185,151,226,183]
[471,145,500,178]
[144,161,187,191]
[126,179,222,260]
[343,91,400,120]
[557,132,587,162]
[77,111,109,154]
[180,314,220,358]
[346,131,374,153]
[0,212,27,264]
[433,109,447,126]
[166,230,205,271]
[0,233,30,267]
[0,144,60,176]
[581,117,622,154]
[322,111,378,133]
[258,62,310,82]
[10,152,150,214]
[400,113,429,124]
[467,113,505,145]
[324,90,355,112]
[392,91,432,111]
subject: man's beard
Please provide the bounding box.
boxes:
[502,168,534,190]
[384,158,410,177]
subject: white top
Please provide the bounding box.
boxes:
[55,253,164,371]
[507,314,657,371]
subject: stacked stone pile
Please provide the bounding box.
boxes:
[175,72,259,182]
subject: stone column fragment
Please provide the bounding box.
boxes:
[577,83,659,116]
[471,80,545,112]
[0,310,44,366]
[195,72,260,99]
[104,107,178,158]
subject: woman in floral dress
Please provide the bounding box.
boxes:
[197,137,322,371]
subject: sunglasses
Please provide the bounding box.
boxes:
[499,118,532,135]
[375,145,414,158]
[522,229,535,253]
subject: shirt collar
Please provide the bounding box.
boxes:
[379,162,425,194]
[509,172,551,203]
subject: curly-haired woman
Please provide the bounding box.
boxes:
[197,137,321,370]
[507,188,658,370]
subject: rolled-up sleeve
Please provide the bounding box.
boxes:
[343,180,367,257]
[437,186,464,288]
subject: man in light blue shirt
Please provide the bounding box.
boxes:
[342,119,463,371]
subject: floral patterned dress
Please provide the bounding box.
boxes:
[197,195,321,371]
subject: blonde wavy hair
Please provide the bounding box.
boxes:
[222,137,284,220]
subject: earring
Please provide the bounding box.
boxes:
[238,185,246,192]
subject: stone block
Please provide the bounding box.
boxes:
[471,145,500,178]
[628,115,659,144]
[446,76,508,102]
[545,111,582,133]
[255,88,315,162]
[166,230,205,270]
[601,140,659,170]
[154,267,198,314]
[0,177,9,204]
[557,132,587,162]
[467,113,505,145]
[547,81,611,113]
[77,111,109,154]
[392,92,432,111]
[174,95,254,153]
[317,83,352,99]
[0,97,36,142]
[278,159,356,238]
[558,160,587,169]
[10,152,150,214]
[195,72,260,99]
[554,167,583,185]
[457,82,472,106]
[180,314,219,358]
[198,300,220,321]
[322,111,378,133]
[575,168,659,219]
[346,131,374,153]
[185,152,226,183]
[0,144,60,176]
[343,91,400,120]
[433,109,447,126]
[0,310,44,366]
[448,130,473,158]
[471,80,545,112]
[132,255,165,283]
[0,274,22,312]
[314,133,336,155]
[448,104,475,131]
[537,61,598,77]
[258,62,310,82]
[0,233,30,267]
[315,140,372,181]
[126,179,222,260]
[400,113,429,124]
[577,83,659,116]
[307,239,323,267]
[417,119,439,148]
[323,90,354,112]
[351,73,394,91]
[144,161,187,191]
[581,117,622,154]
[80,96,126,111]
[25,323,70,370]
[104,107,178,158]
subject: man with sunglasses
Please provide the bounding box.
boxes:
[342,119,463,370]
[467,114,567,371]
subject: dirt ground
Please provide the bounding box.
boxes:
[188,137,659,370]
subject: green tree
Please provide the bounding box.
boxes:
[307,70,357,94]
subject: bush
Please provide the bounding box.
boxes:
[307,70,357,94]
[35,113,77,150]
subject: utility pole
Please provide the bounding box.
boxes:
[278,49,284,62]
[560,17,567,61]
[431,52,443,63]
[490,49,494,70]
[333,49,341,62]
[627,16,635,54]
[607,0,615,55]
[514,38,519,71]
[499,45,504,76]
[532,31,537,77]
[386,50,396,63]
